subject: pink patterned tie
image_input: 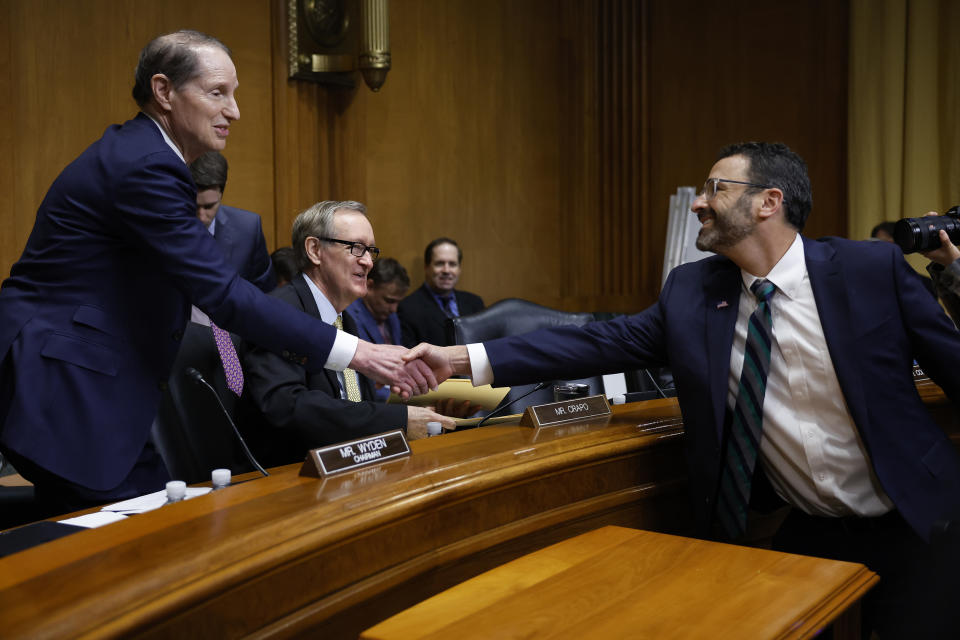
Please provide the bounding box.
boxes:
[210,321,244,396]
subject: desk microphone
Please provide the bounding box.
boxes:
[475,381,550,428]
[184,367,269,477]
[643,369,667,399]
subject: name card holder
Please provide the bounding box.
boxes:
[300,429,410,478]
[519,394,612,429]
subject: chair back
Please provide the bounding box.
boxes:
[448,298,603,415]
[151,323,254,484]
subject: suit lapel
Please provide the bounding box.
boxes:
[803,238,868,431]
[703,261,742,440]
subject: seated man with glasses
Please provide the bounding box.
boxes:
[239,201,454,467]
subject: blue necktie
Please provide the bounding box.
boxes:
[716,279,777,540]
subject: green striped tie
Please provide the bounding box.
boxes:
[716,279,777,540]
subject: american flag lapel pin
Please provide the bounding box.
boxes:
[716,300,729,309]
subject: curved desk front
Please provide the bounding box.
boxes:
[0,400,690,639]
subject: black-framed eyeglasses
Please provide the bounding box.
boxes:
[698,177,780,201]
[320,237,381,260]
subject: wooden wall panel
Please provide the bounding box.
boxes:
[345,0,569,307]
[0,0,849,315]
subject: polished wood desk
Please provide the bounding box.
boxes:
[362,525,879,640]
[0,400,690,639]
[0,386,953,639]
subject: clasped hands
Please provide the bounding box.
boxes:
[350,341,471,400]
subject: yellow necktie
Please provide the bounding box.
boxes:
[333,315,363,402]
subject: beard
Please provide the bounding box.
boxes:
[695,193,756,252]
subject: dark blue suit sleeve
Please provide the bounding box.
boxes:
[113,152,337,370]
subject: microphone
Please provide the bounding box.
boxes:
[184,367,269,477]
[643,368,668,399]
[475,381,551,428]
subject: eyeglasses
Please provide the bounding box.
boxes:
[698,177,779,201]
[321,237,381,260]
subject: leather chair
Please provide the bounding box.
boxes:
[447,298,606,415]
[0,452,45,531]
[150,322,255,484]
[591,311,676,399]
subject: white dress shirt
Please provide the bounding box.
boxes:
[731,234,893,517]
[144,114,358,371]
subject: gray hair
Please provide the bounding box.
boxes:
[132,30,231,108]
[292,200,367,271]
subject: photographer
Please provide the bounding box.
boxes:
[921,211,960,325]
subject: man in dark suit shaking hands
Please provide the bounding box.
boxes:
[409,142,960,636]
[0,30,433,515]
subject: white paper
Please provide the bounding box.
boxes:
[100,487,211,515]
[59,511,128,528]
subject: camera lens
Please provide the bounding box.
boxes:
[893,218,923,253]
[894,210,960,254]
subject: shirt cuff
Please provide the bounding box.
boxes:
[325,330,358,371]
[467,342,494,386]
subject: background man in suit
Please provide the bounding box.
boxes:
[346,258,409,402]
[398,237,485,347]
[347,257,408,347]
[409,142,960,636]
[0,30,432,515]
[190,151,276,293]
[270,246,298,288]
[241,201,453,467]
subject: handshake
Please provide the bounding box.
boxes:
[349,342,473,400]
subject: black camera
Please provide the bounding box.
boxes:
[894,206,960,254]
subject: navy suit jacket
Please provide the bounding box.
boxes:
[346,298,401,402]
[212,205,276,292]
[240,274,407,467]
[485,236,960,541]
[0,113,338,491]
[398,283,485,347]
[345,298,402,346]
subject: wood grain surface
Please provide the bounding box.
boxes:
[0,400,690,639]
[362,525,877,640]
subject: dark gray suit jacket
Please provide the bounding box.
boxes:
[398,283,485,347]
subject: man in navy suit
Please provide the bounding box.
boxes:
[347,257,408,347]
[240,202,452,466]
[0,30,432,515]
[190,151,276,293]
[410,143,960,636]
[398,237,485,347]
[346,258,409,402]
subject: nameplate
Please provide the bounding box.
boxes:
[300,430,410,478]
[520,394,611,428]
